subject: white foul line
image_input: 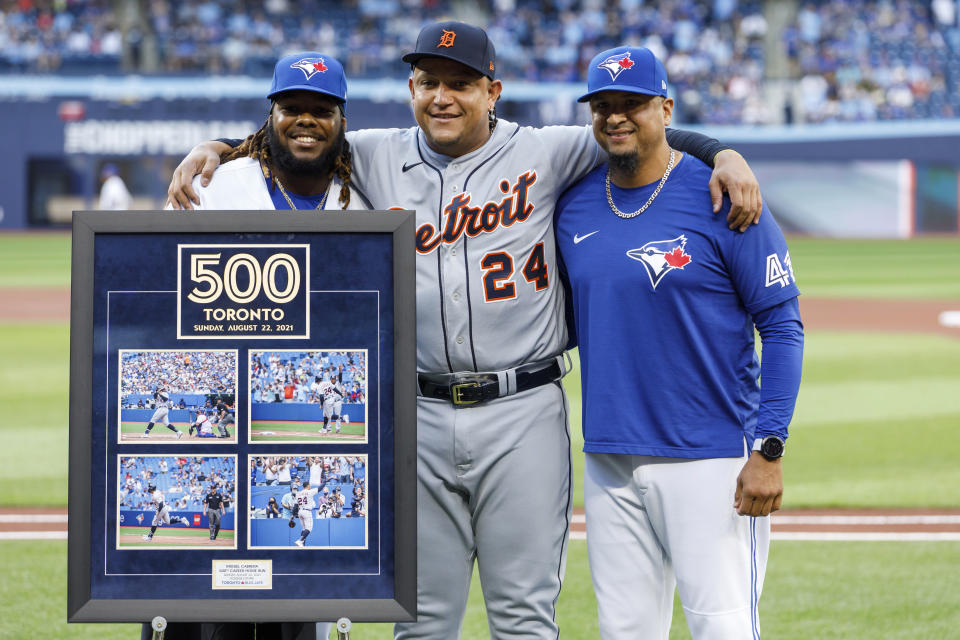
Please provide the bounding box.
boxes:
[573,513,960,526]
[938,311,960,328]
[771,515,960,525]
[0,531,69,540]
[772,532,960,541]
[0,514,68,523]
[569,531,960,542]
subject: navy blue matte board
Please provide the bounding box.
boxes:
[69,212,417,623]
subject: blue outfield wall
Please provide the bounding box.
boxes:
[250,402,364,422]
[124,393,211,408]
[2,85,959,233]
[121,409,201,423]
[250,516,365,548]
[119,510,235,530]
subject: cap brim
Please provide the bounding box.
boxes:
[577,85,664,102]
[267,85,346,103]
[402,52,493,79]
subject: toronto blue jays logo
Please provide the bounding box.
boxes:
[290,58,328,80]
[626,235,692,290]
[136,513,144,524]
[598,51,635,81]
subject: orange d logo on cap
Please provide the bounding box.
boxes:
[438,29,456,48]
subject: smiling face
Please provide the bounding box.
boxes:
[409,57,502,157]
[267,90,345,179]
[589,90,673,176]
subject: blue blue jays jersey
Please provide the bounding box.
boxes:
[556,154,800,458]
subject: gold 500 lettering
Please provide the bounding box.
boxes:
[187,252,301,304]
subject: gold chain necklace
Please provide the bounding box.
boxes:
[275,178,329,211]
[605,149,676,219]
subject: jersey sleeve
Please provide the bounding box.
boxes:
[535,124,602,191]
[720,202,800,315]
[753,298,804,440]
[665,128,729,168]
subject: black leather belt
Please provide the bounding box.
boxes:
[418,358,563,406]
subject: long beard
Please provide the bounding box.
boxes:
[609,152,640,175]
[266,124,345,179]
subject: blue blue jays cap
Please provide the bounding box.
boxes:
[578,46,668,103]
[268,52,347,104]
[402,21,496,80]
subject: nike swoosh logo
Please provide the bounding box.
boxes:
[402,161,422,172]
[573,231,599,244]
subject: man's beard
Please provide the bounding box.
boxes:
[267,124,345,180]
[608,151,640,175]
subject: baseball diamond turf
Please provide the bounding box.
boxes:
[1,233,959,638]
[2,539,959,639]
[250,420,366,441]
[118,420,236,442]
[117,526,236,548]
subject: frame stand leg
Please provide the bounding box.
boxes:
[150,616,167,640]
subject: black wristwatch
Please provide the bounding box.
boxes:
[752,436,785,461]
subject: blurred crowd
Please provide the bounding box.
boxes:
[120,350,236,395]
[250,455,367,518]
[785,0,960,121]
[1,0,957,123]
[250,350,367,405]
[119,455,237,511]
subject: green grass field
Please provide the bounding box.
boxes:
[118,527,235,547]
[250,420,366,441]
[3,539,958,639]
[1,233,958,638]
[118,420,235,441]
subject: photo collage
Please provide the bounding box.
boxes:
[115,349,369,551]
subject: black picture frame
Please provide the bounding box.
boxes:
[68,211,416,623]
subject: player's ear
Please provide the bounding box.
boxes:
[408,76,416,100]
[662,97,674,126]
[488,79,503,109]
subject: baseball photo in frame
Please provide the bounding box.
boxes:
[248,454,368,550]
[118,349,238,444]
[69,211,416,624]
[117,455,238,549]
[249,349,368,443]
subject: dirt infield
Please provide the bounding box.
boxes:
[117,533,234,547]
[0,287,70,322]
[4,508,959,540]
[251,429,365,440]
[119,433,237,443]
[798,298,960,338]
[3,288,959,338]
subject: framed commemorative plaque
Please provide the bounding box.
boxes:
[68,211,416,623]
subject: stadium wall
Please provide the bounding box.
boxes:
[121,408,218,422]
[2,84,959,235]
[118,510,235,530]
[250,402,365,422]
[250,517,364,547]
[123,393,216,408]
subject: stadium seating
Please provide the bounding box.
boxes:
[2,1,956,124]
[118,456,236,511]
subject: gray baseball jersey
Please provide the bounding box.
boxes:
[346,120,598,640]
[348,121,599,373]
[149,398,173,425]
[150,489,173,526]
